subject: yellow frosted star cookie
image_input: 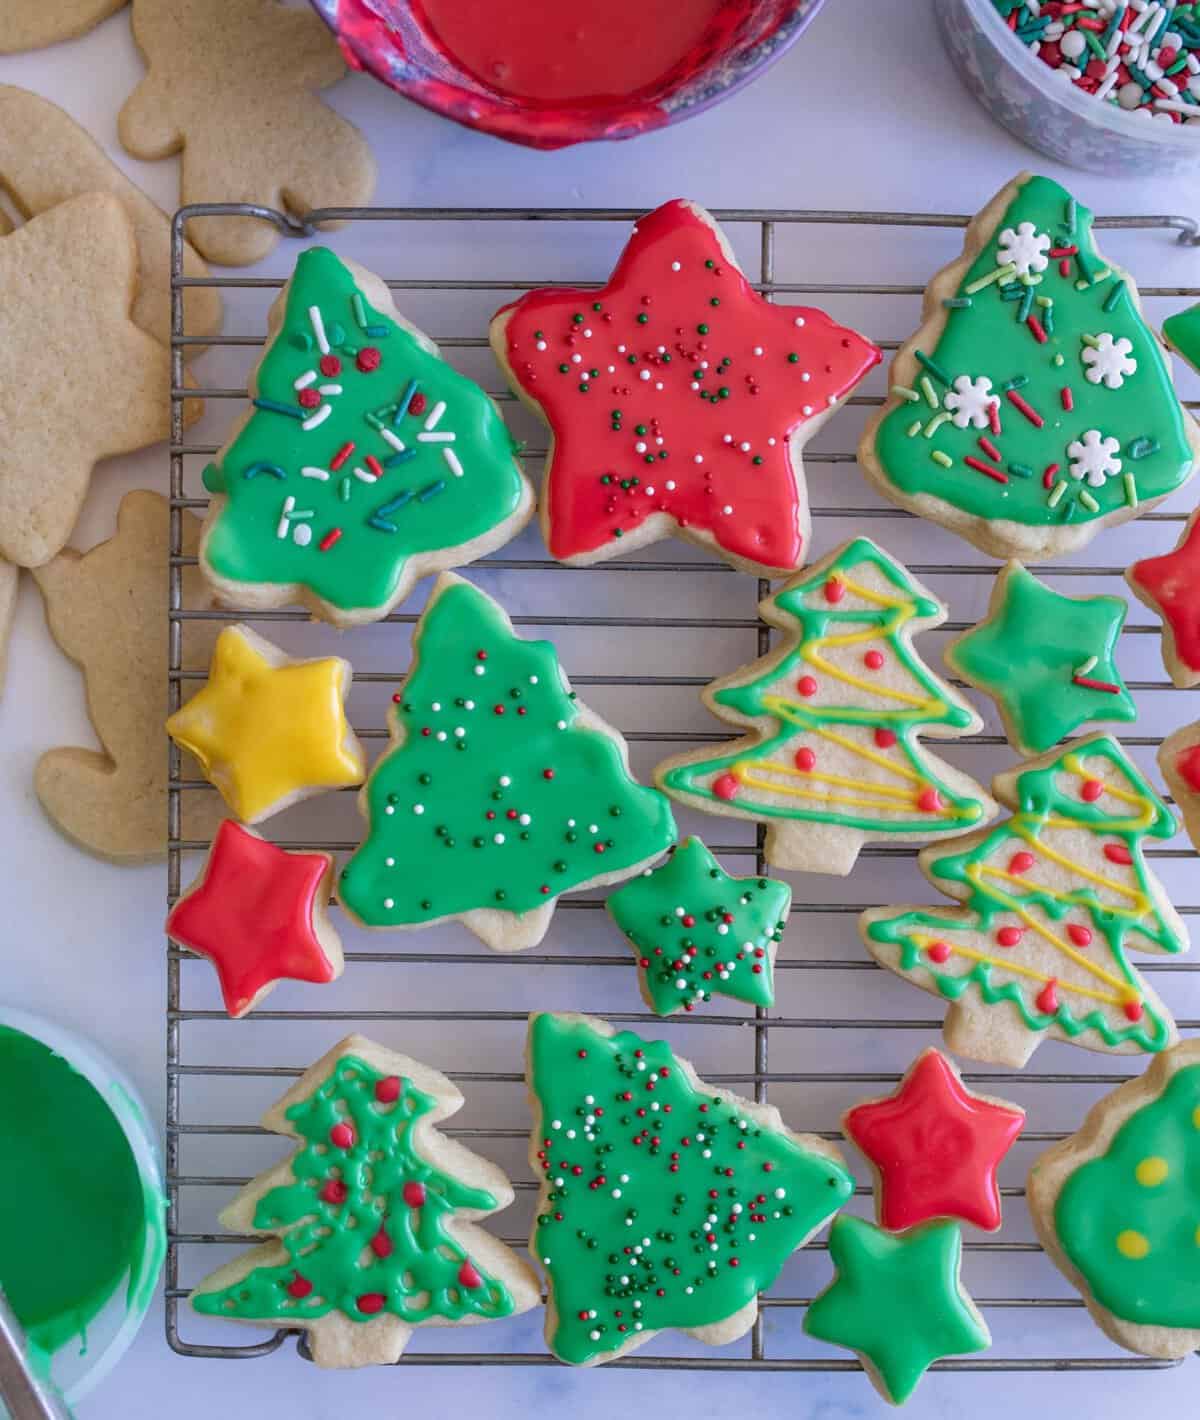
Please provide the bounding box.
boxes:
[166,624,365,823]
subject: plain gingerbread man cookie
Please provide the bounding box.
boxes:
[33,489,226,863]
[0,0,125,54]
[118,0,375,266]
[0,86,220,350]
[0,193,173,569]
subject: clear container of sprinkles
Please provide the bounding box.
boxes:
[935,0,1200,176]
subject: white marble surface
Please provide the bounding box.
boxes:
[2,1,1200,1415]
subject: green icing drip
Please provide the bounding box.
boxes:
[660,536,988,834]
[1163,300,1200,375]
[202,247,527,615]
[803,1215,990,1404]
[874,176,1193,528]
[529,1014,854,1366]
[0,1027,151,1359]
[1054,1062,1200,1330]
[606,837,790,1015]
[193,1053,516,1326]
[948,562,1136,754]
[338,579,676,925]
[865,736,1185,1053]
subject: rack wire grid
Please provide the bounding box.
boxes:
[167,199,1200,1376]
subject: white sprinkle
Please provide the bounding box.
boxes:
[384,804,396,815]
[645,486,655,496]
[293,370,318,390]
[739,441,751,452]
[693,454,704,465]
[308,305,330,354]
[385,856,395,867]
[494,833,505,845]
[671,261,682,271]
[413,804,425,815]
[635,442,648,454]
[723,433,733,444]
[454,727,465,738]
[801,371,811,382]
[444,447,465,478]
[612,1188,622,1198]
[499,775,511,786]
[774,1187,786,1199]
[436,731,447,741]
[380,427,406,453]
[665,480,676,491]
[301,404,332,431]
[276,495,295,539]
[722,505,734,515]
[529,675,539,684]
[353,467,378,484]
[802,404,813,416]
[292,523,312,547]
[301,466,330,481]
[753,346,764,356]
[639,369,651,381]
[794,315,806,328]
[418,431,455,443]
[424,400,447,431]
[571,353,583,364]
[536,340,547,351]
[519,813,531,826]
[318,384,343,396]
[384,897,394,909]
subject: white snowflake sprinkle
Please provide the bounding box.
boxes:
[944,374,996,430]
[1067,429,1123,487]
[996,221,1051,277]
[1082,332,1138,389]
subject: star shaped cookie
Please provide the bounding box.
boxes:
[606,837,790,1016]
[1128,508,1200,688]
[946,560,1135,755]
[803,1216,991,1405]
[166,623,365,823]
[167,820,342,1017]
[491,198,881,575]
[843,1049,1025,1233]
[0,193,171,567]
[1164,300,1200,375]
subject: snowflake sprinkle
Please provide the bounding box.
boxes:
[1067,429,1122,488]
[996,222,1051,279]
[944,374,996,430]
[1082,333,1138,391]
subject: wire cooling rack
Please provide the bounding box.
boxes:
[167,202,1200,1375]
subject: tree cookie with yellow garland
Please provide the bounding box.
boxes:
[859,173,1199,562]
[862,734,1187,1068]
[192,1034,540,1367]
[655,537,995,876]
[1028,1039,1200,1360]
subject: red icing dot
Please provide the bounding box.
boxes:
[458,1261,483,1289]
[996,926,1022,948]
[1124,1000,1144,1022]
[712,773,740,801]
[796,675,818,697]
[375,1075,401,1103]
[926,941,951,964]
[1081,779,1104,803]
[356,347,382,372]
[1067,924,1093,948]
[682,914,696,927]
[824,579,845,604]
[287,1273,313,1299]
[371,1227,393,1258]
[476,650,488,660]
[1008,851,1036,875]
[794,748,816,772]
[1036,979,1060,1015]
[320,1179,347,1205]
[357,1292,386,1315]
[1104,843,1133,866]
[594,842,607,854]
[917,787,943,813]
[319,354,341,376]
[864,650,885,670]
[297,388,321,409]
[542,768,555,780]
[874,728,897,749]
[329,1122,355,1149]
[403,1181,427,1208]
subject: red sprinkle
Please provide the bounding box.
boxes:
[1027,315,1048,344]
[1073,675,1121,694]
[330,441,355,471]
[864,650,884,670]
[988,400,1001,436]
[356,347,382,373]
[978,435,1003,462]
[1043,463,1060,489]
[298,388,322,409]
[365,454,384,478]
[1061,386,1074,412]
[1006,389,1045,428]
[319,527,343,552]
[964,455,1009,484]
[319,354,341,377]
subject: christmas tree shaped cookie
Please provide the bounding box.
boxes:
[338,575,676,952]
[526,1012,853,1366]
[946,561,1135,756]
[1127,509,1200,688]
[492,198,881,576]
[862,734,1188,1067]
[654,537,995,876]
[860,173,1200,561]
[200,247,533,626]
[192,1035,539,1367]
[803,1216,990,1405]
[606,837,791,1015]
[1028,1040,1200,1360]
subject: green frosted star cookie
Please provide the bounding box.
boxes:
[1164,301,1200,375]
[946,561,1135,756]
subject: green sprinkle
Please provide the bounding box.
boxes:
[1003,374,1028,391]
[1066,196,1078,236]
[919,375,939,408]
[915,349,952,386]
[339,476,351,502]
[1053,352,1065,367]
[1129,436,1160,460]
[891,384,921,403]
[930,450,953,468]
[1081,332,1101,349]
[1103,280,1126,313]
[1079,489,1100,513]
[964,262,1017,295]
[351,291,368,330]
[942,297,972,309]
[906,419,923,438]
[1075,246,1097,284]
[924,412,953,438]
[1048,480,1068,508]
[1044,304,1056,337]
[288,507,315,521]
[1008,462,1035,479]
[1124,472,1139,508]
[1035,295,1053,308]
[1017,286,1035,323]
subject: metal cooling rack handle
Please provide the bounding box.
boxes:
[0,1289,72,1420]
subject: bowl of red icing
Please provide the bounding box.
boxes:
[310,0,826,149]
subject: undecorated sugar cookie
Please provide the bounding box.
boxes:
[862,734,1187,1067]
[859,173,1199,561]
[165,623,365,825]
[526,1011,853,1366]
[0,0,125,54]
[1028,1039,1200,1360]
[946,560,1135,756]
[33,490,225,862]
[118,0,375,266]
[192,1034,540,1367]
[655,537,995,876]
[1127,508,1200,689]
[166,820,342,1018]
[199,246,533,627]
[491,198,881,576]
[0,195,172,569]
[338,574,676,952]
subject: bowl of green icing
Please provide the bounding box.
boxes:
[0,1009,166,1404]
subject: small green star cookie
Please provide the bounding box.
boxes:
[946,561,1135,756]
[606,837,790,1016]
[1164,301,1200,375]
[804,1215,990,1405]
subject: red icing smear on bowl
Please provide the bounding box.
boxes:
[409,0,727,104]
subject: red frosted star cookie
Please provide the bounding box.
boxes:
[166,820,343,1017]
[843,1048,1025,1233]
[1127,508,1200,688]
[491,198,881,575]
